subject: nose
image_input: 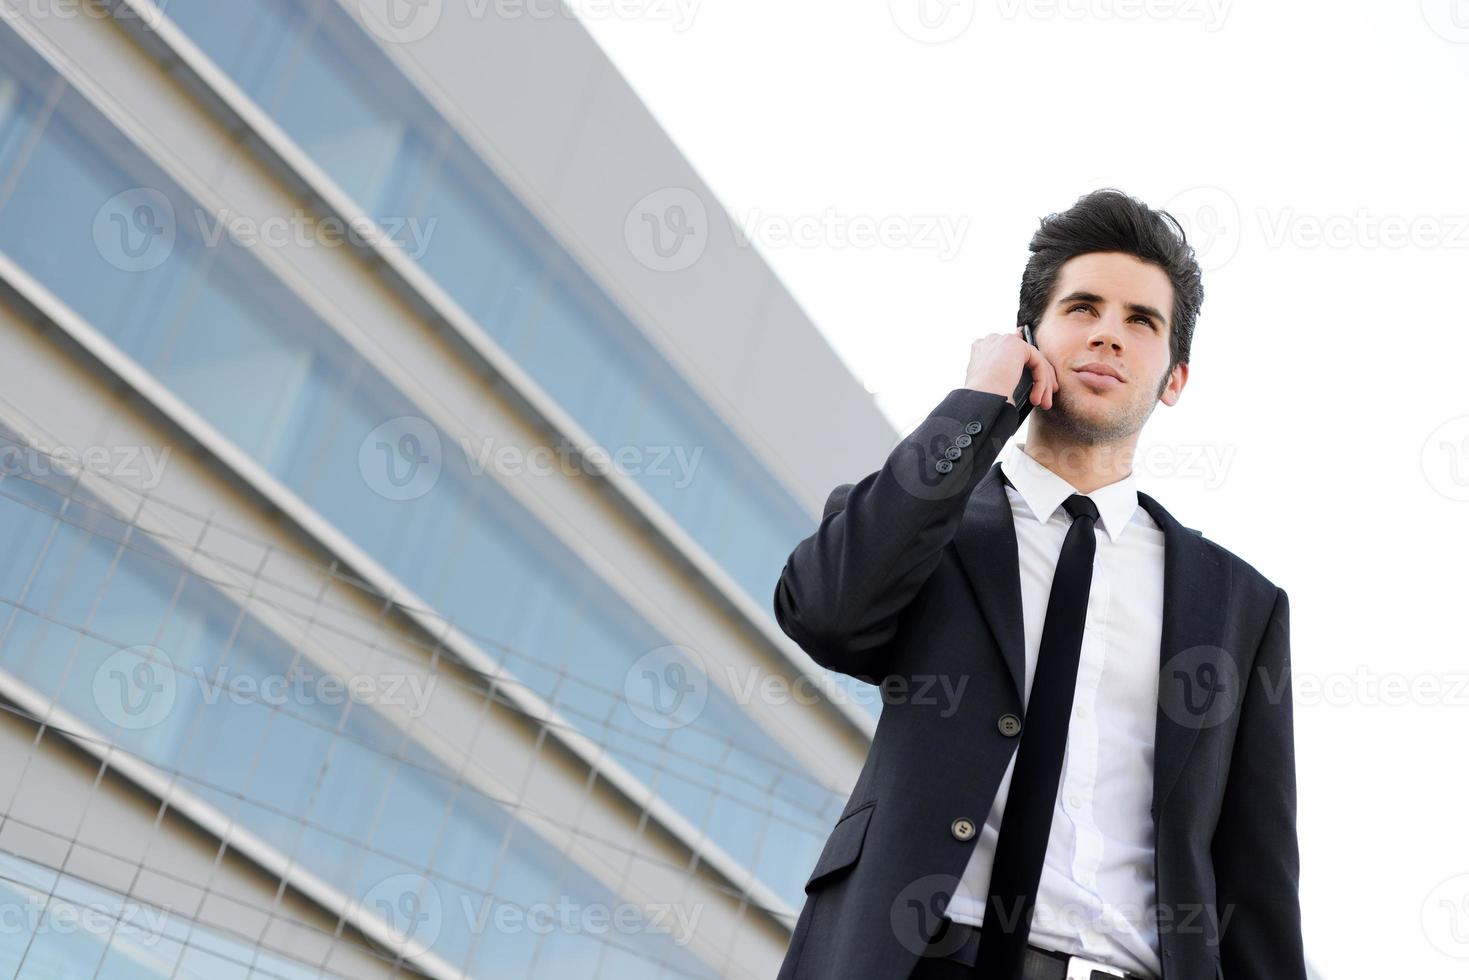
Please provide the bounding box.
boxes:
[1087,325,1124,353]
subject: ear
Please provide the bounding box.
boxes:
[1158,361,1188,407]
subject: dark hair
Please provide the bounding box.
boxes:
[1016,188,1203,374]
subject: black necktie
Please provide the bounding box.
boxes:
[976,489,1100,979]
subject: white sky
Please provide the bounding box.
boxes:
[573,2,1469,978]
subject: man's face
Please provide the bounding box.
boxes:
[1032,251,1187,444]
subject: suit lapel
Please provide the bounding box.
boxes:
[953,462,1028,707]
[1137,489,1231,818]
[953,463,1231,821]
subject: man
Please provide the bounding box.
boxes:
[772,189,1305,980]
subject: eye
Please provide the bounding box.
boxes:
[1068,303,1157,330]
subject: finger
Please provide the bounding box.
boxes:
[1030,348,1048,404]
[1037,347,1051,381]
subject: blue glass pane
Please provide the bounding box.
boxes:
[0,852,347,979]
[0,22,843,943]
[0,435,719,980]
[157,0,828,640]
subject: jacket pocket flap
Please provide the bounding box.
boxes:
[804,802,875,893]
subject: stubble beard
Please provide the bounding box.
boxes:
[1040,371,1169,446]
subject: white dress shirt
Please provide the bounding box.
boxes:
[942,441,1165,980]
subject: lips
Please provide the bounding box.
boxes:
[1074,367,1124,388]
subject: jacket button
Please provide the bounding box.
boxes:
[964,421,983,435]
[950,817,976,841]
[943,446,963,461]
[954,433,972,448]
[997,713,1022,737]
[935,458,953,474]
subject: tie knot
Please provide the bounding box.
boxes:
[1062,493,1098,524]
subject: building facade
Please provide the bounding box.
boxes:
[0,1,895,977]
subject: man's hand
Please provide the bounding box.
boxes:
[964,327,1058,410]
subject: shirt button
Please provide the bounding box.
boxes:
[1067,793,1083,808]
[1075,704,1089,719]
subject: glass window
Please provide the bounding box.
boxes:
[0,27,844,942]
[0,433,721,978]
[154,0,840,650]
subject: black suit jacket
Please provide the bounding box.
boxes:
[772,388,1305,980]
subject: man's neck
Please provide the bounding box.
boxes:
[1019,430,1138,495]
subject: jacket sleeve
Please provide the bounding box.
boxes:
[1211,586,1308,980]
[771,387,1021,678]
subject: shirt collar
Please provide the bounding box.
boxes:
[998,442,1140,544]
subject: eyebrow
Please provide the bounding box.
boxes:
[1056,290,1168,328]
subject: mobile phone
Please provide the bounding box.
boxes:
[1010,322,1039,423]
